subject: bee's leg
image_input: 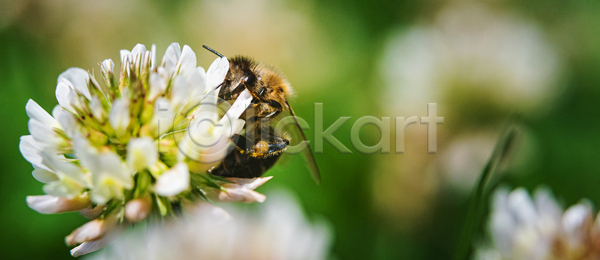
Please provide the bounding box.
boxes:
[231,134,289,159]
[210,134,288,179]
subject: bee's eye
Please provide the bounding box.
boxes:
[259,88,266,96]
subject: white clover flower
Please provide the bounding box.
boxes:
[379,2,563,117]
[475,186,600,260]
[19,43,271,256]
[85,190,332,260]
[373,2,562,229]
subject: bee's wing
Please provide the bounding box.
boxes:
[280,100,321,184]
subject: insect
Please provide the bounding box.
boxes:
[203,45,321,183]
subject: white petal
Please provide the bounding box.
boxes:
[533,187,562,222]
[109,98,130,135]
[489,207,516,254]
[28,118,55,139]
[218,185,267,203]
[155,162,190,196]
[231,119,246,135]
[170,75,190,111]
[151,44,157,69]
[96,154,133,188]
[120,50,132,65]
[25,99,60,129]
[177,109,233,165]
[28,119,63,148]
[41,152,88,187]
[72,133,94,162]
[176,135,199,163]
[166,43,182,59]
[131,44,147,62]
[69,217,124,257]
[507,188,538,226]
[200,88,219,117]
[101,59,114,75]
[66,215,117,246]
[491,187,510,211]
[193,134,232,166]
[32,168,58,183]
[90,180,123,205]
[90,96,106,120]
[562,203,592,244]
[162,42,181,73]
[71,241,106,257]
[127,137,158,171]
[206,57,229,90]
[149,97,174,136]
[178,45,197,74]
[187,67,207,98]
[58,68,91,100]
[26,194,91,214]
[73,134,132,188]
[52,104,75,128]
[19,135,51,171]
[186,110,224,142]
[55,81,75,111]
[149,73,167,100]
[222,89,252,122]
[208,177,273,203]
[227,176,273,190]
[42,178,86,198]
[88,155,133,204]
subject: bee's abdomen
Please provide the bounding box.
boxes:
[211,149,282,178]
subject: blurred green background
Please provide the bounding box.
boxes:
[2,0,600,259]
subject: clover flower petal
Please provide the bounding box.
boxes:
[26,194,91,214]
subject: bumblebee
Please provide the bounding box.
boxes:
[203,45,320,183]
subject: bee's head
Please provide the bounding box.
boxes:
[225,56,291,111]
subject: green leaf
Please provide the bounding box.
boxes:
[454,126,517,260]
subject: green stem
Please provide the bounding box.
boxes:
[453,128,517,260]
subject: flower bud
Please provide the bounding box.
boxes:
[65,213,118,246]
[125,196,152,222]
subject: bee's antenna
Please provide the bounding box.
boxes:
[202,45,224,58]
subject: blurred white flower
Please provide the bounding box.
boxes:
[86,190,332,260]
[20,43,268,256]
[373,2,560,230]
[379,2,563,117]
[476,186,600,260]
[437,134,494,189]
